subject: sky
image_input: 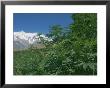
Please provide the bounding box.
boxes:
[13,13,73,34]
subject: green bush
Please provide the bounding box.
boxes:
[14,13,97,75]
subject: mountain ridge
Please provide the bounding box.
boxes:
[14,31,52,51]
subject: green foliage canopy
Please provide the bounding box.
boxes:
[14,13,97,75]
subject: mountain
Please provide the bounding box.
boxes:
[14,31,52,51]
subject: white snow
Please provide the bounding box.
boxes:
[14,30,52,44]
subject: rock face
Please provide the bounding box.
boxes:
[14,31,52,51]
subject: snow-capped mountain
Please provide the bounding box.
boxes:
[14,30,52,51]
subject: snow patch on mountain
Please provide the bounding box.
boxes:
[14,30,52,43]
[14,30,52,50]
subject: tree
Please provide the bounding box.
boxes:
[48,25,64,42]
[68,13,97,75]
[44,13,97,75]
[70,13,97,39]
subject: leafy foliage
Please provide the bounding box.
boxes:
[14,13,97,75]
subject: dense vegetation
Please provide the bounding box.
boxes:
[14,13,97,75]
